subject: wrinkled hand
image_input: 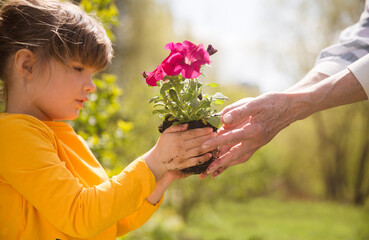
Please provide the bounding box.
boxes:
[201,92,295,178]
[145,124,216,180]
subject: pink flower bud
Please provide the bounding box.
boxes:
[207,44,217,56]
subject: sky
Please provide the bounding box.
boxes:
[158,0,298,93]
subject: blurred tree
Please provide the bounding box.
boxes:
[352,104,369,204]
[311,104,369,203]
[79,0,118,41]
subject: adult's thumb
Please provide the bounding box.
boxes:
[222,105,251,125]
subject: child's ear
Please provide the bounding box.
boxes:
[14,49,37,80]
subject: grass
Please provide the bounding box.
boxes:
[180,198,369,240]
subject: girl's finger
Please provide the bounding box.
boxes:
[183,132,216,150]
[164,123,188,133]
[182,127,214,140]
[187,146,216,158]
[179,153,212,169]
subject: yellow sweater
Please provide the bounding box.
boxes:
[0,113,162,239]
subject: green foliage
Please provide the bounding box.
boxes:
[182,198,368,240]
[150,76,228,128]
[121,207,185,240]
[127,198,368,240]
[80,0,118,41]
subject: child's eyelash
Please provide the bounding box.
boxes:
[73,67,84,72]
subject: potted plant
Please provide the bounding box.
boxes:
[142,40,228,174]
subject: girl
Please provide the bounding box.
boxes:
[0,0,215,239]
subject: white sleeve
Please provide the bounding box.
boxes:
[347,53,369,97]
[312,1,369,76]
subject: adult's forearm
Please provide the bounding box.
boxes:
[285,71,329,93]
[286,68,368,123]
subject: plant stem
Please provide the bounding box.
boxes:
[170,78,191,120]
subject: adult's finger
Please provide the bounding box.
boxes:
[206,141,252,174]
[199,172,207,180]
[210,154,250,178]
[202,123,258,149]
[210,167,227,178]
[199,145,231,179]
[220,97,254,116]
[222,101,258,125]
[216,144,233,157]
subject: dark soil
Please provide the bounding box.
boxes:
[159,118,218,174]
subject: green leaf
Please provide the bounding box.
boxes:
[212,92,229,101]
[167,115,176,121]
[205,83,220,88]
[189,98,201,108]
[205,115,222,129]
[200,99,212,109]
[160,82,172,95]
[183,92,193,101]
[153,102,165,107]
[169,89,180,103]
[149,96,159,103]
[190,79,197,90]
[152,109,169,115]
[213,99,226,105]
[172,79,183,92]
[171,106,182,117]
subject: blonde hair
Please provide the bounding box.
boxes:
[0,0,113,104]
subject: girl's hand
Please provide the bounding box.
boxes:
[143,124,216,180]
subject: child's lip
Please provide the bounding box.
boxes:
[76,97,88,103]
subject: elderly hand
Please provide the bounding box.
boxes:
[201,92,297,178]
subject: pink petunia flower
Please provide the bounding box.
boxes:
[143,64,167,86]
[162,41,211,79]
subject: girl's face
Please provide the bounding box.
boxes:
[27,58,96,121]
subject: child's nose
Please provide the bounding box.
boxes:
[84,77,96,93]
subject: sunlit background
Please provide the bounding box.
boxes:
[1,0,367,239]
[163,0,294,92]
